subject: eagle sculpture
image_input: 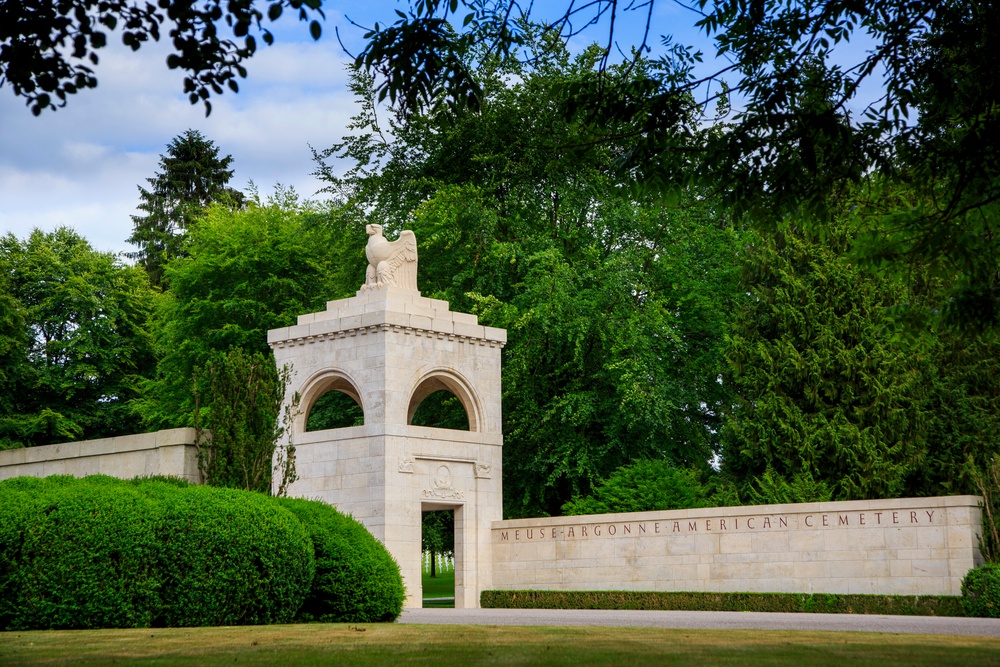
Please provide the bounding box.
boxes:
[362,224,418,291]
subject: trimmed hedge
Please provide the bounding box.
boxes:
[0,476,161,630]
[140,481,315,627]
[277,497,405,622]
[481,590,965,616]
[962,564,1000,618]
[0,475,314,630]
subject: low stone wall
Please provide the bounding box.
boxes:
[492,496,984,597]
[0,428,201,483]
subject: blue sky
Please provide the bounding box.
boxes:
[0,2,876,256]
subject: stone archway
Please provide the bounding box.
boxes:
[269,230,506,609]
[295,370,365,433]
[406,369,482,432]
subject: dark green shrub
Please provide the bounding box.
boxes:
[134,480,314,627]
[129,475,191,487]
[0,479,46,629]
[277,497,405,622]
[0,475,315,630]
[962,564,1000,618]
[0,475,162,630]
[561,461,711,516]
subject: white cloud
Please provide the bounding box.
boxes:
[0,21,360,256]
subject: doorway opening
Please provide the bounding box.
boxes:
[421,508,455,608]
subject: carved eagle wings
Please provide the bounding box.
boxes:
[363,225,418,291]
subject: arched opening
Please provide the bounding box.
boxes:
[410,391,469,430]
[407,373,480,431]
[300,372,365,432]
[306,390,364,430]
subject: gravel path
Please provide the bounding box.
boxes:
[399,607,1000,638]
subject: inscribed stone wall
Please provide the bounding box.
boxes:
[0,428,201,483]
[492,496,983,596]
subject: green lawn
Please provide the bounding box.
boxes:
[1,623,998,666]
[423,567,455,608]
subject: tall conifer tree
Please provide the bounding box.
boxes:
[127,130,241,287]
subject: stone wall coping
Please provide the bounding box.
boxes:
[293,423,503,447]
[0,428,199,467]
[493,495,982,529]
[269,286,506,348]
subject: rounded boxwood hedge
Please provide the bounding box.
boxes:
[138,480,315,627]
[0,475,315,630]
[962,563,1000,618]
[277,497,405,622]
[0,476,163,630]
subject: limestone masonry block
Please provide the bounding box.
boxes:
[454,321,485,339]
[340,314,363,330]
[431,318,454,334]
[0,428,201,482]
[403,302,438,318]
[409,314,433,331]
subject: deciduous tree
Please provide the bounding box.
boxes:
[1,0,325,115]
[316,39,742,517]
[421,510,454,578]
[0,227,155,448]
[137,190,359,429]
[354,0,1000,328]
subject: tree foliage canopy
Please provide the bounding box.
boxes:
[316,38,742,517]
[6,0,995,318]
[723,216,1000,501]
[1,0,325,115]
[136,190,359,429]
[0,228,155,449]
[351,0,1000,328]
[561,459,713,516]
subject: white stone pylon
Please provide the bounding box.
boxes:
[269,239,505,609]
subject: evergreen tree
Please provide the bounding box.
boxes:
[918,330,1000,496]
[193,347,294,495]
[722,221,928,501]
[127,129,241,287]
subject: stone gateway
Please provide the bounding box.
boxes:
[268,228,505,608]
[265,228,981,605]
